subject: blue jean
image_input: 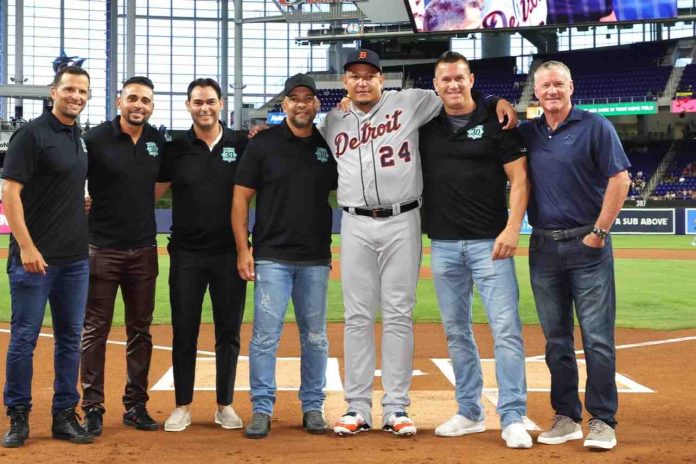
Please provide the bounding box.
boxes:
[4,257,89,413]
[249,261,329,415]
[431,240,527,427]
[529,232,618,427]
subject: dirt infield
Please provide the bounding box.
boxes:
[1,323,695,464]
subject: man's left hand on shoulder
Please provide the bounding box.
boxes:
[496,99,518,130]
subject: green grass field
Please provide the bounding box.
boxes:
[0,234,694,330]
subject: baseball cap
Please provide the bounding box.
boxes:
[343,49,382,72]
[284,73,316,96]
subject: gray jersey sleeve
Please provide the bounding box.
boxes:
[317,113,328,139]
[402,88,443,126]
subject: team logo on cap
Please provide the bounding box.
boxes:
[221,147,237,163]
[358,51,368,59]
[315,147,329,163]
[146,142,159,157]
[466,125,484,140]
[80,137,88,155]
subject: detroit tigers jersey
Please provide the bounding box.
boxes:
[319,89,442,208]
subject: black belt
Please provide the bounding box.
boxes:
[343,199,420,218]
[533,225,593,241]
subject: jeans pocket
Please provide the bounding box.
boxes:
[580,240,604,251]
[88,247,101,277]
[580,240,606,259]
[8,259,48,286]
[7,254,18,274]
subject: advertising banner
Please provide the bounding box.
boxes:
[267,112,327,125]
[576,101,658,116]
[671,98,696,114]
[0,131,12,153]
[685,209,696,235]
[611,209,675,234]
[0,203,10,233]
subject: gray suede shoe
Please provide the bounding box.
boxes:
[584,419,617,450]
[245,413,271,439]
[303,410,327,435]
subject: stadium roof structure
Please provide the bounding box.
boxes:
[268,0,409,23]
[261,0,696,44]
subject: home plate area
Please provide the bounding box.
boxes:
[152,356,653,431]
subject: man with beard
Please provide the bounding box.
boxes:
[158,78,248,433]
[2,66,94,447]
[233,74,337,439]
[80,76,164,436]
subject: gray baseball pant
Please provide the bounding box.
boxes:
[340,208,421,427]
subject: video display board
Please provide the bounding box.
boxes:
[405,0,678,33]
[672,98,696,114]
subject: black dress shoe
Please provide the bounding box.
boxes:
[123,405,158,431]
[302,410,328,434]
[245,413,271,439]
[2,406,30,448]
[52,408,94,444]
[82,407,103,437]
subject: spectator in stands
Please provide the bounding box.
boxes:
[2,66,94,447]
[157,78,249,433]
[518,60,631,451]
[79,76,164,437]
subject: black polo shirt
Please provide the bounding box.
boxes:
[85,116,164,249]
[234,119,337,263]
[2,110,88,264]
[159,125,248,253]
[420,100,526,240]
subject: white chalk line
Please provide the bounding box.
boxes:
[525,335,696,361]
[0,328,689,398]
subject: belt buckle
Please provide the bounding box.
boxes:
[552,230,563,241]
[371,208,389,218]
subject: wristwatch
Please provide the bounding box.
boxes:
[592,226,609,240]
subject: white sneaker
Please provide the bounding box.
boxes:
[502,422,533,449]
[164,406,192,432]
[382,412,417,436]
[435,414,486,437]
[215,405,243,429]
[334,411,370,436]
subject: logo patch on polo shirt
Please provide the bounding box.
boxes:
[80,137,88,155]
[563,134,576,145]
[466,125,484,140]
[221,147,237,163]
[315,147,329,163]
[146,142,159,157]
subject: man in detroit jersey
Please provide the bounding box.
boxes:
[320,49,517,436]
